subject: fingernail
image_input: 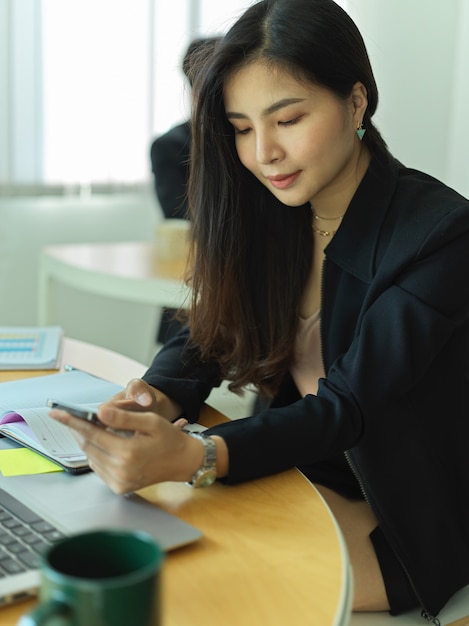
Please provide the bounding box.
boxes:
[137,392,151,406]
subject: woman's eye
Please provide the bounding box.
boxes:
[279,116,301,127]
[234,127,251,135]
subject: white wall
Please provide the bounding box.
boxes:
[447,0,469,195]
[347,0,468,197]
[0,190,161,365]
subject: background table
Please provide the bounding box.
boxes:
[1,338,352,626]
[38,242,191,325]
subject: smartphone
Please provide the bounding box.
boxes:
[47,398,133,438]
[46,399,104,427]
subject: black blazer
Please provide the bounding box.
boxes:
[143,152,469,617]
[150,121,191,220]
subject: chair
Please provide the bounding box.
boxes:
[350,584,469,626]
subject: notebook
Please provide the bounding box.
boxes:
[0,435,203,607]
[0,370,126,472]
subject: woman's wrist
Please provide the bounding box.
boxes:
[211,435,229,478]
[183,434,229,482]
[153,389,183,422]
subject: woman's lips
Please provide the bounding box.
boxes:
[267,171,301,189]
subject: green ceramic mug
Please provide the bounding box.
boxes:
[19,529,164,626]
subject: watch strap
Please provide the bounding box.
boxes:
[186,432,217,488]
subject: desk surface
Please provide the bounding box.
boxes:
[39,241,191,324]
[43,241,187,281]
[1,338,352,626]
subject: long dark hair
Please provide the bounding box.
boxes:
[187,0,388,395]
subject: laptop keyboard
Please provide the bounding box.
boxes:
[0,488,66,578]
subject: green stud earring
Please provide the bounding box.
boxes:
[356,121,366,141]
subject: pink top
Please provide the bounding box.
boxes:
[290,310,325,397]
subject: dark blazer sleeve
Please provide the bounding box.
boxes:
[142,327,222,422]
[150,122,191,220]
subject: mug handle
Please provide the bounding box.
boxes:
[18,599,71,626]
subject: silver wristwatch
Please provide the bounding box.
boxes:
[186,432,217,488]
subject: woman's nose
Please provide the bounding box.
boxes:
[256,133,283,164]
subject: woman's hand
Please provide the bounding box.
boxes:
[48,378,197,494]
[49,401,204,494]
[49,378,229,494]
[101,377,183,422]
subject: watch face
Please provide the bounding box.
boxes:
[193,469,217,488]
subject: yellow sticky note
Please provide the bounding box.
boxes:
[0,448,64,476]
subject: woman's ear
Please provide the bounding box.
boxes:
[351,81,368,122]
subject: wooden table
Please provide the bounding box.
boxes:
[38,241,191,325]
[1,338,352,626]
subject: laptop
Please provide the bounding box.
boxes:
[0,435,203,607]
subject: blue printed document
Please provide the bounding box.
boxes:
[0,326,63,370]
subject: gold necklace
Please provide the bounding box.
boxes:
[311,208,344,237]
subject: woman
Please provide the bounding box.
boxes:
[50,0,469,620]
